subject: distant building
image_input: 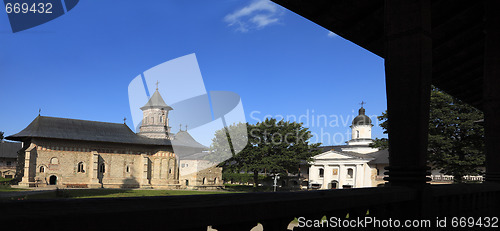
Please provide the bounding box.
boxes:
[307,106,388,189]
[0,141,21,179]
[6,89,214,188]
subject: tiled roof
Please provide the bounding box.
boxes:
[140,90,173,111]
[0,141,21,158]
[6,116,171,146]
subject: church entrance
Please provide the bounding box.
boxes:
[49,175,57,185]
[329,180,338,189]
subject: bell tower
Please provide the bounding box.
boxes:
[138,83,173,139]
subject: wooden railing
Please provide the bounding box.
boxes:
[1,184,499,230]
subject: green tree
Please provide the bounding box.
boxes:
[371,87,485,183]
[221,118,321,186]
[205,122,249,163]
[427,88,484,183]
[370,111,388,150]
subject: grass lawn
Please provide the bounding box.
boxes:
[10,188,239,200]
[0,187,30,192]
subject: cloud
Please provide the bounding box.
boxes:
[225,0,282,32]
[327,31,337,38]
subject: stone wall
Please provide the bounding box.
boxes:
[19,138,179,188]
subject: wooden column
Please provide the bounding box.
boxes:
[483,0,500,183]
[383,0,432,186]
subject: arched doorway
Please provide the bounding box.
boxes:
[329,180,338,189]
[49,175,57,185]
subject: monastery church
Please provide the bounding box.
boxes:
[307,106,389,189]
[6,88,221,188]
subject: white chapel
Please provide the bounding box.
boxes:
[308,106,389,189]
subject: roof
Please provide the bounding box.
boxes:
[367,149,389,164]
[0,141,21,158]
[352,107,372,126]
[6,116,172,146]
[173,131,207,150]
[271,0,486,110]
[314,147,389,164]
[140,90,173,111]
[314,150,374,161]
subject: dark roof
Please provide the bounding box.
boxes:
[179,152,209,160]
[352,107,372,126]
[271,0,486,110]
[173,131,207,150]
[0,141,21,158]
[140,90,173,111]
[367,149,389,164]
[6,116,172,146]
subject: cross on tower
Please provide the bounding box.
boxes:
[185,125,188,131]
[156,80,160,91]
[179,124,182,131]
[123,117,127,124]
[360,101,366,107]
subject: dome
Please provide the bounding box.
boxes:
[352,107,372,126]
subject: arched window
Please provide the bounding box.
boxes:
[160,116,163,123]
[356,130,360,138]
[77,162,85,173]
[39,166,45,173]
[214,177,218,185]
[50,157,59,165]
[202,177,207,185]
[319,168,324,178]
[126,165,130,173]
[347,168,354,178]
[99,163,105,173]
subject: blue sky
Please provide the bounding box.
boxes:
[0,0,387,145]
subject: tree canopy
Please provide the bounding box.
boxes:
[219,118,321,186]
[370,87,484,182]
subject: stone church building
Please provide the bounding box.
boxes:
[6,89,213,188]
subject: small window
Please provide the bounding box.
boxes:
[50,157,59,164]
[126,166,130,173]
[356,130,360,138]
[169,168,172,174]
[151,117,154,123]
[6,161,11,166]
[40,166,45,173]
[347,168,354,178]
[319,168,324,178]
[160,116,163,123]
[99,163,105,173]
[77,162,85,173]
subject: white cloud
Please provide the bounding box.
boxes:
[327,31,337,38]
[225,0,282,32]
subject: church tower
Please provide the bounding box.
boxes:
[138,86,173,139]
[341,104,377,154]
[350,106,373,140]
